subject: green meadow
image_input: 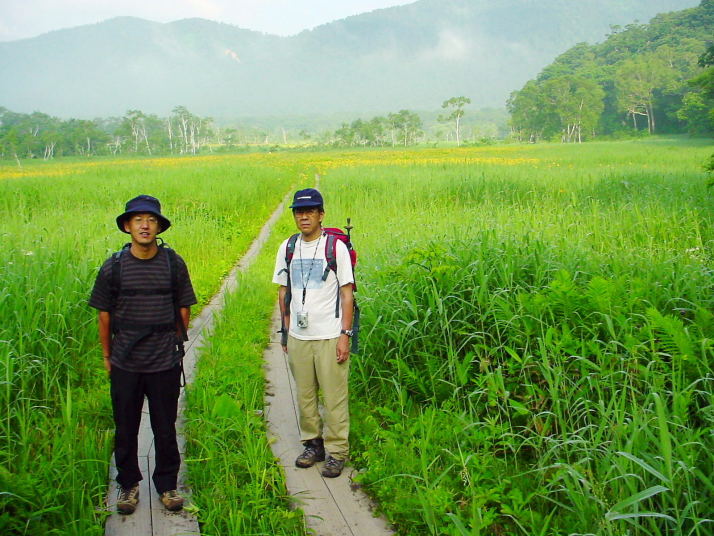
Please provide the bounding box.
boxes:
[322,139,714,535]
[1,138,712,535]
[0,155,297,534]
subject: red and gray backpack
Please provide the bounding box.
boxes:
[280,219,360,352]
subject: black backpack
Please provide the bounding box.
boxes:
[109,242,189,378]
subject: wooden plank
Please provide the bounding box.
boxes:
[105,458,152,536]
[264,306,394,536]
[147,455,200,535]
[266,350,355,535]
[322,469,393,536]
[104,195,292,535]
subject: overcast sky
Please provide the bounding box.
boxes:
[0,0,415,42]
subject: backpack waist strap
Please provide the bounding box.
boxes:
[118,287,172,296]
[111,321,176,334]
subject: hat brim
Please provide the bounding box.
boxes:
[289,201,323,209]
[116,211,171,234]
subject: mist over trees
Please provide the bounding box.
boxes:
[3,2,711,159]
[0,106,220,160]
[2,102,494,159]
[333,110,424,148]
[507,0,714,142]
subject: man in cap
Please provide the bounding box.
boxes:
[89,195,197,514]
[273,188,355,478]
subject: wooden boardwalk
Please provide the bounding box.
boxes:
[264,307,394,536]
[104,198,286,535]
[104,189,393,535]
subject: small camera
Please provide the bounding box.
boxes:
[297,311,309,329]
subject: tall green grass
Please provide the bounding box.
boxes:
[2,140,712,534]
[0,156,294,534]
[320,139,714,535]
[183,209,309,534]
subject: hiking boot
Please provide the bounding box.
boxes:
[160,489,184,511]
[295,439,325,468]
[321,456,345,478]
[116,483,140,514]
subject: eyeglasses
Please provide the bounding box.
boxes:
[293,207,320,216]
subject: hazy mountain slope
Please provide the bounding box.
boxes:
[289,0,702,112]
[0,0,700,118]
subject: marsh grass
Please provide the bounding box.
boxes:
[0,156,293,533]
[183,210,308,534]
[321,139,714,535]
[2,140,712,534]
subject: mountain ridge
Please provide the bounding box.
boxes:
[0,0,700,119]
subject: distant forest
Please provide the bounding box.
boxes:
[508,0,714,142]
[0,103,507,160]
[1,1,713,160]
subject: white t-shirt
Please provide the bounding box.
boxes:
[273,233,354,340]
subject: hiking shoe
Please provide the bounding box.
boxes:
[321,456,345,478]
[295,439,325,468]
[160,489,184,511]
[116,483,140,514]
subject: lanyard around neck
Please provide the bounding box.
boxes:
[299,233,322,306]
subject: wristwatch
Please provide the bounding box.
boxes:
[340,329,354,337]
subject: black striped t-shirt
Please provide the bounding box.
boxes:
[88,247,197,373]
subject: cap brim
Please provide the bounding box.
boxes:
[289,202,323,209]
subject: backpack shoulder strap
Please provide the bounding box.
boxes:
[286,233,299,266]
[279,234,300,321]
[161,243,188,342]
[110,243,131,309]
[162,244,178,295]
[322,233,338,281]
[320,233,343,318]
[278,233,299,276]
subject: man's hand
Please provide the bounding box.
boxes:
[336,335,350,363]
[279,286,289,353]
[281,314,290,354]
[103,355,111,373]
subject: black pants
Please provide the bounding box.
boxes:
[110,365,181,494]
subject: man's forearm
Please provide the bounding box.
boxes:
[98,312,112,372]
[98,311,112,356]
[340,285,354,330]
[278,286,290,327]
[180,307,190,333]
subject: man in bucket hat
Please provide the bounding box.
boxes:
[273,188,355,478]
[89,195,197,514]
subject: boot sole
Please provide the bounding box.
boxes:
[295,454,326,468]
[117,504,137,515]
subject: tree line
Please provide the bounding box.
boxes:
[0,106,218,161]
[507,0,714,142]
[330,98,472,148]
[0,98,478,160]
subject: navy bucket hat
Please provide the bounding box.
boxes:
[116,195,171,234]
[289,188,324,209]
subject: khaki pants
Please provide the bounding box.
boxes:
[287,336,349,459]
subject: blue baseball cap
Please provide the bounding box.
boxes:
[289,188,324,209]
[116,194,171,233]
